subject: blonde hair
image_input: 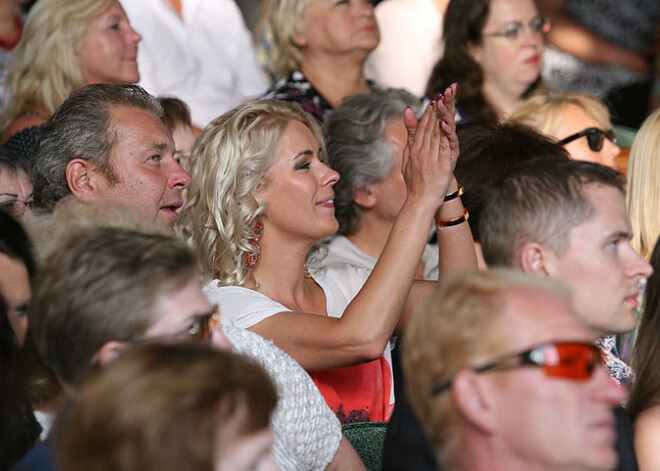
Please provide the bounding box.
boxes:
[627,108,660,260]
[2,0,114,130]
[404,270,569,468]
[178,99,326,287]
[511,92,613,139]
[266,0,313,77]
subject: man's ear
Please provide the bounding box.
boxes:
[66,159,99,203]
[353,186,377,209]
[451,369,498,434]
[95,340,128,367]
[519,242,551,277]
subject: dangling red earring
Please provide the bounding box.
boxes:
[247,216,264,268]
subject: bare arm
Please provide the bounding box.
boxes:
[251,85,459,370]
[538,0,652,73]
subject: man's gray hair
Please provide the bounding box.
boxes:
[31,84,163,210]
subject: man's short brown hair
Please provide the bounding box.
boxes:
[29,227,197,385]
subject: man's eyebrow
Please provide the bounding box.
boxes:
[608,230,633,241]
[0,193,18,198]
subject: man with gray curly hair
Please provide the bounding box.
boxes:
[30,83,191,234]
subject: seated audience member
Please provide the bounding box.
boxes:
[29,84,191,235]
[364,0,448,97]
[480,158,651,383]
[181,94,475,424]
[0,212,34,346]
[1,297,41,471]
[0,148,33,224]
[629,238,660,471]
[55,343,278,471]
[425,0,548,120]
[323,89,437,278]
[14,225,360,471]
[119,0,268,129]
[0,0,141,161]
[405,270,625,471]
[0,0,27,111]
[453,118,569,266]
[261,0,382,122]
[158,96,196,170]
[511,92,621,170]
[626,108,660,261]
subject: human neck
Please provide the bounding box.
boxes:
[346,214,394,260]
[300,53,371,109]
[482,81,526,119]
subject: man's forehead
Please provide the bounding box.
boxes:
[573,184,630,236]
[501,287,589,349]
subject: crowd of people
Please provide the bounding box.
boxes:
[1,0,660,470]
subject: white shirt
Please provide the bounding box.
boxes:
[364,0,444,97]
[120,0,269,127]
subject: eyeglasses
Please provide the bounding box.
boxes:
[133,305,221,343]
[482,16,551,40]
[558,128,617,152]
[0,198,32,218]
[432,341,602,395]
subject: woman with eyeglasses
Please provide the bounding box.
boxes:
[425,0,549,120]
[0,148,33,224]
[511,92,621,171]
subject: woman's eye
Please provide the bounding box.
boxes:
[295,161,311,170]
[109,23,120,31]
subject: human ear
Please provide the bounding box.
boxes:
[519,242,551,277]
[353,186,377,209]
[95,340,128,367]
[66,159,98,203]
[452,370,497,434]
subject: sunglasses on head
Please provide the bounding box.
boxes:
[432,341,602,395]
[559,128,616,152]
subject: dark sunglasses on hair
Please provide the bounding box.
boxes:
[482,16,551,40]
[132,304,221,343]
[432,341,603,395]
[559,128,616,152]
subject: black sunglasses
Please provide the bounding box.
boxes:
[559,128,616,152]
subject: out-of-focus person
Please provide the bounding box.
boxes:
[55,343,278,471]
[426,0,548,120]
[158,96,196,170]
[538,0,660,128]
[364,0,449,97]
[406,270,626,471]
[0,0,141,161]
[0,148,33,223]
[119,0,268,129]
[261,0,381,122]
[0,0,29,111]
[511,92,621,170]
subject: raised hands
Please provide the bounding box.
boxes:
[402,83,459,214]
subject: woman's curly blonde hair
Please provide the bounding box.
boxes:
[2,0,114,130]
[178,99,326,287]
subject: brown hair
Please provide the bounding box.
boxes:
[29,226,197,385]
[54,343,277,471]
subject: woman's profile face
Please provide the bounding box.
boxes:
[554,103,621,170]
[295,0,379,60]
[469,0,544,101]
[76,1,141,86]
[258,120,340,243]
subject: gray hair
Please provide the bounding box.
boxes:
[31,84,163,211]
[325,89,422,235]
